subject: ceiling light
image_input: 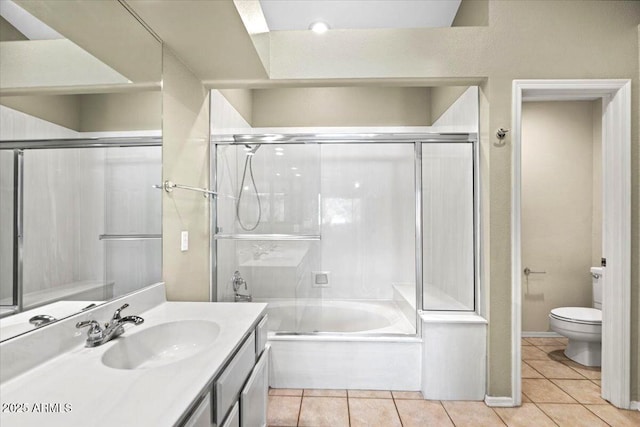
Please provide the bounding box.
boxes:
[309,21,329,34]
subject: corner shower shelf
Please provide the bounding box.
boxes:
[214,234,320,241]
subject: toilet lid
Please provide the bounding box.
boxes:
[550,307,602,324]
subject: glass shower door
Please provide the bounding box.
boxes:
[0,151,15,314]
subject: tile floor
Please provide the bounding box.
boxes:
[267,337,640,426]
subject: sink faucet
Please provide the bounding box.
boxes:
[232,271,252,302]
[76,303,144,347]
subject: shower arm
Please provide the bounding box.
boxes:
[154,180,217,199]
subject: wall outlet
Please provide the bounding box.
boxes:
[181,230,189,251]
[312,271,330,288]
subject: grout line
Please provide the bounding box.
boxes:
[296,394,303,427]
[487,406,508,426]
[439,401,457,426]
[390,396,404,427]
[346,394,351,427]
[583,404,615,427]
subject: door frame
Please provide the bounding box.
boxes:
[511,79,631,408]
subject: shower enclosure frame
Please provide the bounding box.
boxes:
[0,136,162,317]
[209,133,480,338]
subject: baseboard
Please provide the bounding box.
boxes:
[630,401,640,411]
[484,396,515,407]
[521,331,563,338]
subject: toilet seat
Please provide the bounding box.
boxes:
[550,307,601,325]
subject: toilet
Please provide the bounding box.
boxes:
[548,267,602,367]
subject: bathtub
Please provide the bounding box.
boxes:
[264,298,422,390]
[265,299,415,334]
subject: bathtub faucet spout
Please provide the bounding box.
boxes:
[232,271,252,302]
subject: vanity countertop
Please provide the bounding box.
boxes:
[0,301,267,427]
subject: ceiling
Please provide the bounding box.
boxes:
[259,0,462,31]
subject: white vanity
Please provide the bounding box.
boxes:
[0,283,269,427]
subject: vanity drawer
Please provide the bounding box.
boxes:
[255,315,268,358]
[214,333,256,426]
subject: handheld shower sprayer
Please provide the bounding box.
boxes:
[236,144,262,231]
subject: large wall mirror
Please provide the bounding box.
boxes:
[0,0,162,341]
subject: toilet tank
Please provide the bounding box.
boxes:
[591,267,603,309]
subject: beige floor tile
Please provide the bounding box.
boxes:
[391,390,424,399]
[298,397,349,427]
[550,379,607,404]
[521,338,533,346]
[493,403,556,427]
[538,403,608,427]
[268,396,301,427]
[521,393,531,403]
[591,379,601,387]
[349,398,402,427]
[522,345,551,360]
[303,389,347,397]
[586,404,640,427]
[521,361,544,379]
[270,388,303,396]
[347,389,392,398]
[526,360,585,379]
[521,379,576,403]
[524,337,566,346]
[395,400,454,427]
[560,359,601,379]
[441,401,506,427]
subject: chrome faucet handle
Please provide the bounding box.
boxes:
[111,303,129,322]
[76,320,103,340]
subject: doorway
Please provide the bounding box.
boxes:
[511,80,631,409]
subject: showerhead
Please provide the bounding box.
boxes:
[244,144,262,155]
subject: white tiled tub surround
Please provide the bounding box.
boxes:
[0,283,268,427]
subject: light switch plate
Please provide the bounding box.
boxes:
[181,231,188,251]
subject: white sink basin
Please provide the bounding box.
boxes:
[101,320,220,370]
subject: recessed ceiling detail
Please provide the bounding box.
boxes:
[259,0,462,31]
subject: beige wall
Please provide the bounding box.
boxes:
[263,0,640,399]
[79,91,161,132]
[521,101,600,332]
[0,91,161,133]
[0,95,80,130]
[592,101,602,267]
[430,86,470,124]
[252,87,431,127]
[218,88,253,125]
[0,16,27,41]
[161,46,210,302]
[452,0,489,27]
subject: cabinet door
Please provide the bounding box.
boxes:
[240,345,270,427]
[183,392,211,427]
[221,402,239,427]
[214,334,256,425]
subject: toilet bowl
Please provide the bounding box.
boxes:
[548,267,603,367]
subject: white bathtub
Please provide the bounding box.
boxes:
[264,298,422,390]
[265,299,414,334]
